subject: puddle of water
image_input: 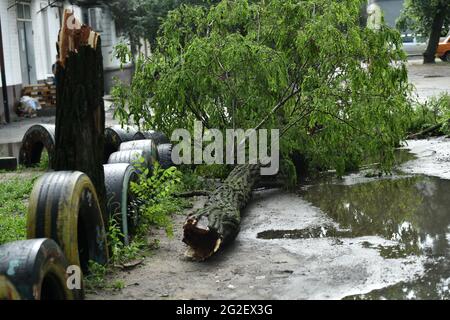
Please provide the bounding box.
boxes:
[300,175,450,299]
[0,143,21,159]
[257,226,353,240]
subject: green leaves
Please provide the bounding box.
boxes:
[114,0,414,177]
[130,162,184,237]
[397,0,450,35]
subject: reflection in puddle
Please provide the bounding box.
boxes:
[257,226,352,240]
[300,175,450,299]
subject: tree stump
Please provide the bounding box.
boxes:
[53,10,107,223]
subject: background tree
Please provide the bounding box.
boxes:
[113,0,413,178]
[106,0,220,55]
[397,0,450,63]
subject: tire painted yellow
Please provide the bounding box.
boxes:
[27,171,109,272]
[0,276,21,300]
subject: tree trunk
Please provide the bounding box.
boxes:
[183,164,260,261]
[53,10,107,224]
[423,6,446,64]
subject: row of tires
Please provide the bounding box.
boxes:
[0,125,174,300]
[18,124,173,170]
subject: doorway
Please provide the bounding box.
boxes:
[17,2,37,85]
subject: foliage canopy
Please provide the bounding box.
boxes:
[107,0,219,50]
[397,0,450,36]
[113,0,413,176]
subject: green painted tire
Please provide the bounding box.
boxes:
[104,163,139,245]
[0,239,83,300]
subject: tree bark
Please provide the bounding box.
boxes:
[183,164,260,261]
[53,10,107,224]
[423,6,446,64]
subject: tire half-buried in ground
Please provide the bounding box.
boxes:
[107,149,150,172]
[104,163,139,245]
[27,171,109,272]
[120,140,158,168]
[157,143,174,169]
[104,125,140,163]
[0,239,83,300]
[19,124,55,168]
[0,157,18,171]
[133,130,170,145]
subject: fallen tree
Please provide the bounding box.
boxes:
[112,0,415,260]
[183,164,260,260]
[407,120,449,140]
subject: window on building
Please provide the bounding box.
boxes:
[88,7,104,32]
[17,3,32,20]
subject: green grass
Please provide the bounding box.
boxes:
[0,177,36,245]
[39,150,49,171]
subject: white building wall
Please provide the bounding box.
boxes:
[32,1,61,77]
[1,0,125,94]
[0,0,23,86]
[100,8,121,70]
[32,0,49,81]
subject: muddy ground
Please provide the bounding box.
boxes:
[87,185,424,300]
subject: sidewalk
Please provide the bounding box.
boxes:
[407,58,450,102]
[0,101,119,145]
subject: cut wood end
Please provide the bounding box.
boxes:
[183,218,222,261]
[58,9,100,67]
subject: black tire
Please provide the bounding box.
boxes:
[104,164,139,244]
[104,125,140,163]
[0,157,17,171]
[107,149,150,171]
[0,239,83,300]
[133,132,145,140]
[134,130,170,145]
[157,143,174,169]
[27,171,109,272]
[0,275,21,300]
[443,52,450,62]
[19,124,55,168]
[120,140,159,165]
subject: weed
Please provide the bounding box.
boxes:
[38,150,49,171]
[130,161,185,237]
[112,280,125,291]
[85,261,108,290]
[409,93,450,135]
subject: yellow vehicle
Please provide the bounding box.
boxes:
[437,36,450,62]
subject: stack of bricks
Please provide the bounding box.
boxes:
[21,84,56,108]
